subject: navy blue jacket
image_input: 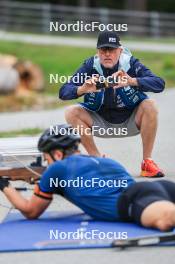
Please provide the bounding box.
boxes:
[59,56,165,123]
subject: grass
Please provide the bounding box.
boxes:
[0,128,42,138]
[0,40,95,95]
[0,40,174,111]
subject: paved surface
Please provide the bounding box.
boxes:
[0,108,65,132]
[0,89,175,263]
[0,31,175,53]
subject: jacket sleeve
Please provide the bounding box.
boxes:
[59,60,91,100]
[131,57,165,93]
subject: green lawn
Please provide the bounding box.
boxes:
[0,40,175,89]
[0,128,42,138]
[0,40,174,111]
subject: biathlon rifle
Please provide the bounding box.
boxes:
[0,157,45,184]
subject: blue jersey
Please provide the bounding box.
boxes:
[39,155,135,221]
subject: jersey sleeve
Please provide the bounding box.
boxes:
[34,162,65,199]
[131,57,165,93]
[59,57,93,100]
[34,184,53,200]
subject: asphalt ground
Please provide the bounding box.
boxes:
[0,89,175,263]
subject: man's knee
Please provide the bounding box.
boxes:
[65,105,82,123]
[140,99,159,117]
[135,99,158,127]
[141,201,175,231]
[155,206,175,231]
[65,105,93,127]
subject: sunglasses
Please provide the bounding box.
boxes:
[99,47,117,52]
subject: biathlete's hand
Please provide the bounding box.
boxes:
[112,70,138,89]
[77,75,100,95]
[0,177,9,192]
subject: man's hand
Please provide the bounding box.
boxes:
[0,177,9,192]
[112,70,138,89]
[77,75,100,96]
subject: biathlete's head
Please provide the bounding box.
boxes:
[38,124,81,165]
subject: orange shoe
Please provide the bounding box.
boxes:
[140,159,165,178]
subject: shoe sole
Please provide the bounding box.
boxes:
[140,171,165,178]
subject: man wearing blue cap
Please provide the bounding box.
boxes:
[59,31,165,178]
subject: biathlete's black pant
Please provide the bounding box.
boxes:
[118,180,175,224]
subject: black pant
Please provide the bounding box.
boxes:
[118,180,175,224]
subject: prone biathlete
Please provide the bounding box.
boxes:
[0,124,175,231]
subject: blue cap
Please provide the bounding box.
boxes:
[97,31,121,49]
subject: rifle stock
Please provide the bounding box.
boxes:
[0,166,46,184]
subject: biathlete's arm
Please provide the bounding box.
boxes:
[2,184,52,219]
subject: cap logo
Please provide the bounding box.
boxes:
[109,37,116,42]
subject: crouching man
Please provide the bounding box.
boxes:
[0,124,175,231]
[60,31,165,178]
